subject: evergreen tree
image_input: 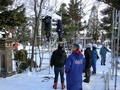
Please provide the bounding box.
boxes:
[97,0,120,10]
[0,0,13,11]
[100,6,113,39]
[15,24,31,43]
[57,3,71,42]
[68,0,84,42]
[68,0,83,29]
[58,3,70,26]
[57,1,85,43]
[0,0,26,30]
[87,5,100,43]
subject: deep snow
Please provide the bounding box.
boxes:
[0,45,120,90]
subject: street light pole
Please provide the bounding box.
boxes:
[84,21,86,48]
[114,10,120,90]
[111,8,115,79]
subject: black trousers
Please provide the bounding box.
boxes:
[45,30,51,41]
[85,68,91,81]
[54,66,64,83]
[57,31,62,41]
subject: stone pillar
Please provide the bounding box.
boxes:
[0,36,15,77]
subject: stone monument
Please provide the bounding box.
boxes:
[0,30,15,78]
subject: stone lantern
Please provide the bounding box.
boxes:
[0,33,15,78]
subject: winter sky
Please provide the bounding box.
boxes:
[61,0,107,21]
[15,0,107,21]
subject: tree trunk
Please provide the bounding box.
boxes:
[30,21,38,72]
[30,0,43,72]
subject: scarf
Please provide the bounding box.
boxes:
[73,50,82,54]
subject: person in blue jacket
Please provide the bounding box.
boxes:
[65,44,85,90]
[92,44,99,75]
[100,43,110,65]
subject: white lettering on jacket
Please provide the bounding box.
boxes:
[75,60,82,64]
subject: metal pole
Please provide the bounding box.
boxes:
[107,72,110,90]
[114,10,120,90]
[84,30,86,48]
[29,44,30,58]
[113,10,117,79]
[111,8,115,79]
[84,21,86,48]
[48,42,51,74]
[35,46,37,72]
[0,51,1,71]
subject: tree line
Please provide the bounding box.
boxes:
[0,0,119,72]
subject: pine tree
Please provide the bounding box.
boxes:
[0,0,26,29]
[15,24,31,43]
[57,3,71,41]
[88,5,100,43]
[58,3,70,26]
[68,0,84,42]
[97,0,120,10]
[0,0,13,11]
[100,6,113,39]
[68,0,82,28]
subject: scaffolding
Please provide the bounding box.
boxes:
[111,9,120,90]
[29,0,64,73]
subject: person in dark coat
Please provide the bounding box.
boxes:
[65,44,85,90]
[83,43,92,83]
[50,43,67,89]
[56,19,63,41]
[42,15,51,41]
[100,43,110,65]
[92,44,98,75]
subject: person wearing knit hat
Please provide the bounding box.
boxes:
[86,43,92,48]
[78,43,83,52]
[92,44,97,48]
[83,43,92,83]
[73,43,79,49]
[65,43,85,90]
[50,43,67,89]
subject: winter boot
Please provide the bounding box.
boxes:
[83,79,89,83]
[92,71,96,75]
[61,83,65,89]
[53,83,57,89]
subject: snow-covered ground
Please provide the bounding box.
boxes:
[0,45,120,90]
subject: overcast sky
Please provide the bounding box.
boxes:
[61,0,97,22]
[18,0,107,21]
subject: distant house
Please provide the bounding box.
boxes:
[76,36,92,47]
[74,30,92,47]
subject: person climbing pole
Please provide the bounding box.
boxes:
[42,15,52,42]
[56,19,63,42]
